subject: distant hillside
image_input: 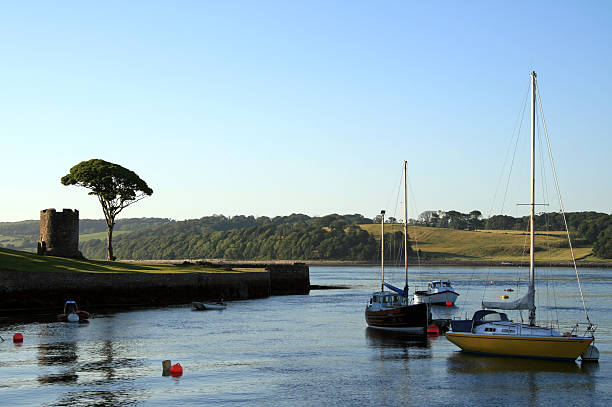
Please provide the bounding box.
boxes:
[361,224,607,263]
[0,217,173,252]
[78,214,379,260]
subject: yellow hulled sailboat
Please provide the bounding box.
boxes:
[446,72,597,362]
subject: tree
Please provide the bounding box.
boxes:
[61,159,153,260]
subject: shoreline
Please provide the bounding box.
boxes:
[128,258,612,268]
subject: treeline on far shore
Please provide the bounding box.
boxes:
[1,210,611,260]
[79,214,413,261]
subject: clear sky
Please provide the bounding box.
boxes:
[1,1,611,222]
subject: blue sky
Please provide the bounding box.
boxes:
[1,1,611,222]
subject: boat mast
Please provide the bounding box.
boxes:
[381,209,385,292]
[529,71,537,326]
[403,161,409,296]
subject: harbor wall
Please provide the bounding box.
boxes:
[0,263,309,312]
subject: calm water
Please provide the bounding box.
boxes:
[1,266,611,406]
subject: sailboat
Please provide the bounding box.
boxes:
[365,161,430,333]
[446,72,597,361]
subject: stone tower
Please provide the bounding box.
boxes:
[38,208,81,258]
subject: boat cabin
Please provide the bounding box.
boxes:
[369,292,406,306]
[428,280,452,291]
[450,310,510,333]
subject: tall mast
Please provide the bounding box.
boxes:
[529,71,537,326]
[403,161,409,295]
[381,209,385,292]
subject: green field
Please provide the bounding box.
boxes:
[0,247,260,274]
[359,224,610,263]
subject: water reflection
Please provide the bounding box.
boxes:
[365,328,430,349]
[446,352,588,374]
[35,323,146,406]
[445,352,598,406]
[37,341,79,385]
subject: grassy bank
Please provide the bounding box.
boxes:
[0,247,263,274]
[359,225,611,264]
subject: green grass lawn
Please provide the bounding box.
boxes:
[359,224,611,263]
[0,247,264,274]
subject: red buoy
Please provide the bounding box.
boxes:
[427,323,439,336]
[445,300,453,307]
[170,363,183,377]
[13,333,24,343]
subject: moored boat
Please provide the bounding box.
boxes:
[445,72,597,361]
[192,301,227,311]
[57,300,90,322]
[365,161,430,333]
[413,280,459,305]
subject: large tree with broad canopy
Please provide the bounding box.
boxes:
[61,159,153,260]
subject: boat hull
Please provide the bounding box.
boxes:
[445,332,593,361]
[413,291,459,305]
[365,303,429,333]
[192,301,226,311]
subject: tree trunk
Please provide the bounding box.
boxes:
[107,222,116,261]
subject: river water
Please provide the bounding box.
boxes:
[1,265,611,406]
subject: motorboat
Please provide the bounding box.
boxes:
[413,280,459,305]
[57,300,90,322]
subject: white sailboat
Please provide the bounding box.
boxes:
[446,72,598,361]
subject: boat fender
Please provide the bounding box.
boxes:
[427,323,440,336]
[581,345,600,362]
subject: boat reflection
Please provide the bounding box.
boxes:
[37,341,79,384]
[446,351,592,374]
[365,327,430,348]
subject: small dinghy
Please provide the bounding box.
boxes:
[57,300,90,322]
[192,300,226,311]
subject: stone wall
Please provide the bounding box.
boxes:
[38,208,80,258]
[0,262,310,311]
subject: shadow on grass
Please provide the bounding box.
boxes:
[0,248,164,273]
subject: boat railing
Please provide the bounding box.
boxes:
[567,322,598,338]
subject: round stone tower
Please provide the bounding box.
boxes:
[38,208,81,258]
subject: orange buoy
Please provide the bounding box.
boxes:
[427,323,440,336]
[445,300,453,307]
[170,363,183,377]
[13,333,23,343]
[500,295,509,299]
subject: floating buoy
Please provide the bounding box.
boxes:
[445,300,453,307]
[490,281,494,284]
[170,363,183,377]
[427,323,439,336]
[500,295,509,299]
[13,333,23,343]
[504,288,514,292]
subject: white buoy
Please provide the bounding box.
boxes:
[581,345,600,362]
[67,313,80,323]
